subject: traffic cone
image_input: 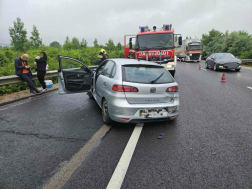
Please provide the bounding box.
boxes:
[198,64,201,70]
[220,73,226,82]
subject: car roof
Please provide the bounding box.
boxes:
[215,53,231,54]
[108,58,164,66]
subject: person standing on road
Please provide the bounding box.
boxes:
[14,54,42,95]
[34,52,48,92]
[97,49,107,65]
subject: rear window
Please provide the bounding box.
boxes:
[122,65,174,84]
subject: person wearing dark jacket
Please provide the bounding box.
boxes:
[34,52,47,92]
[14,54,42,95]
[127,49,135,59]
[97,49,107,65]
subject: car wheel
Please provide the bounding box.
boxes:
[213,63,218,71]
[205,62,209,69]
[87,91,94,99]
[102,99,112,125]
[235,68,241,72]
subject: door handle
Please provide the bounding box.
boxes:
[103,82,106,87]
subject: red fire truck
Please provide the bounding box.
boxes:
[124,24,182,77]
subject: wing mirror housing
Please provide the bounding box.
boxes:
[178,36,182,46]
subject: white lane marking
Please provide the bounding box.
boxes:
[106,123,144,189]
[201,68,207,71]
[247,86,252,90]
[43,124,111,189]
[0,93,54,111]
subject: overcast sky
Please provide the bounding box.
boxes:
[0,0,252,46]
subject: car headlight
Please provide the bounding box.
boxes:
[166,64,174,68]
[189,54,192,56]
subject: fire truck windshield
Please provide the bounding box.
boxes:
[135,33,174,50]
[187,45,202,51]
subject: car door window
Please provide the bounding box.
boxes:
[101,61,114,77]
[61,58,87,72]
[111,64,116,78]
[97,61,107,75]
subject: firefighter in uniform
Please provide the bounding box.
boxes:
[127,49,135,59]
[97,49,107,65]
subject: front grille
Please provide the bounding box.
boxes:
[138,57,170,62]
[225,62,240,69]
[190,53,200,60]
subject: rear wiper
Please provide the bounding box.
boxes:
[150,72,164,84]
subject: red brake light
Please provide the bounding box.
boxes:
[112,85,124,92]
[166,86,178,92]
[112,85,138,92]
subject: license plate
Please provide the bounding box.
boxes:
[139,109,168,118]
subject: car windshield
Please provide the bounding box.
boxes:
[135,33,174,50]
[187,45,202,51]
[215,53,235,59]
[122,65,174,84]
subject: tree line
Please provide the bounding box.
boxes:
[0,18,252,95]
[201,29,252,60]
[0,17,124,95]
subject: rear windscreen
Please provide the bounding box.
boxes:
[122,65,174,84]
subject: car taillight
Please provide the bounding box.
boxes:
[166,86,178,92]
[112,85,138,92]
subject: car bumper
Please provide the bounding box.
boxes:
[217,64,241,70]
[186,55,201,61]
[108,98,179,123]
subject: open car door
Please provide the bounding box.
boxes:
[58,55,93,94]
[124,35,136,58]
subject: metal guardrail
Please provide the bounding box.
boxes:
[240,59,252,63]
[0,66,98,86]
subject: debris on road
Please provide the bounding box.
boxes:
[157,133,165,139]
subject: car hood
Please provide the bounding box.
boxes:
[217,58,241,64]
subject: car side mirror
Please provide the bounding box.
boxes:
[178,36,182,46]
[129,38,132,49]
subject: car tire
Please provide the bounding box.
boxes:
[205,62,209,69]
[102,99,112,125]
[87,91,94,99]
[235,68,241,72]
[213,63,218,71]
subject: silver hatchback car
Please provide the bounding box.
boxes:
[58,56,179,124]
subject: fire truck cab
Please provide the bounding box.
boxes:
[124,24,182,77]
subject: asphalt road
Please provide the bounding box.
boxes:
[1,61,252,189]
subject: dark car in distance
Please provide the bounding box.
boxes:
[205,53,241,71]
